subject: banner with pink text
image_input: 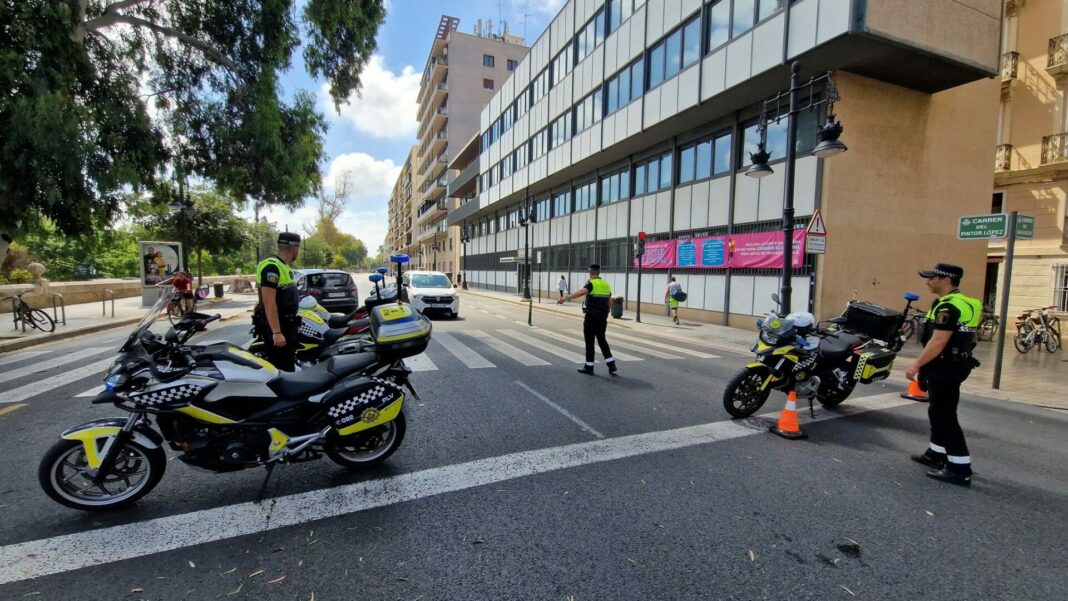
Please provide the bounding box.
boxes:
[635,231,807,270]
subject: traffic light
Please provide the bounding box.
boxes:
[635,231,646,257]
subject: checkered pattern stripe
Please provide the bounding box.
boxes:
[326,382,401,421]
[298,320,327,340]
[129,384,203,407]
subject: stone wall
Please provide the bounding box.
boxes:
[0,275,253,314]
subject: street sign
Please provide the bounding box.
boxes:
[958,214,1009,239]
[805,235,826,254]
[499,256,518,263]
[806,209,827,235]
[1015,214,1035,239]
[536,251,542,264]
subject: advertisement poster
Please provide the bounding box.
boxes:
[139,241,183,286]
[635,231,806,269]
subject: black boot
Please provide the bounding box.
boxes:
[911,453,945,470]
[926,468,971,487]
[577,365,594,375]
[607,361,618,375]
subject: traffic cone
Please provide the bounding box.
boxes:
[901,379,928,402]
[770,391,808,440]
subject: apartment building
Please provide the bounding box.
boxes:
[990,0,1068,318]
[386,147,416,257]
[447,0,1002,325]
[398,15,529,276]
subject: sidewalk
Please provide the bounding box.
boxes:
[461,286,1067,410]
[0,292,258,353]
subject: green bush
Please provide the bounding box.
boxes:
[2,268,33,284]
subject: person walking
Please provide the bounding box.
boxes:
[665,276,684,325]
[557,275,568,300]
[254,232,302,371]
[904,263,982,486]
[558,264,616,376]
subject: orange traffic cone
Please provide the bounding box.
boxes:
[770,391,808,440]
[901,379,928,402]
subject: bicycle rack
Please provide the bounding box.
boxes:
[8,296,23,333]
[51,292,66,326]
[103,289,115,318]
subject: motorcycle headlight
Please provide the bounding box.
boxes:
[105,373,128,392]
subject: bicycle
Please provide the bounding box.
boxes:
[2,290,56,333]
[1013,307,1060,353]
[977,310,1000,342]
[161,285,209,326]
[898,306,926,347]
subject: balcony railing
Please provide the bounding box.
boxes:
[1001,51,1019,81]
[1041,133,1068,165]
[995,144,1013,172]
[1049,34,1068,73]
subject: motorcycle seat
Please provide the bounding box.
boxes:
[268,354,378,398]
[820,333,862,359]
[322,327,349,347]
[327,314,351,328]
[328,353,379,378]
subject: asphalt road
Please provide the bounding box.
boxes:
[0,295,1065,600]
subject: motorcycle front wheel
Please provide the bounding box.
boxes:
[326,411,406,469]
[722,367,773,418]
[816,378,856,408]
[38,438,166,511]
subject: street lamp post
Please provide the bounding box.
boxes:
[460,221,470,290]
[518,192,536,325]
[745,61,847,315]
[169,160,193,276]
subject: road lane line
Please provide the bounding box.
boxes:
[0,404,27,416]
[0,347,110,386]
[405,353,438,372]
[607,332,720,359]
[75,386,104,398]
[528,329,643,362]
[1,358,114,404]
[496,329,586,363]
[0,392,914,585]
[465,331,550,366]
[433,332,495,369]
[515,380,604,439]
[0,351,50,368]
[583,335,682,359]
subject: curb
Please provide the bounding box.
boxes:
[0,308,253,354]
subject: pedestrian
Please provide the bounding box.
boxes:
[665,276,684,325]
[904,263,983,486]
[253,232,302,371]
[557,275,568,299]
[558,263,616,376]
[456,272,463,287]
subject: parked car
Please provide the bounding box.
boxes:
[294,269,359,313]
[403,270,459,318]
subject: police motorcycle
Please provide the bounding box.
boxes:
[38,255,432,511]
[721,292,919,418]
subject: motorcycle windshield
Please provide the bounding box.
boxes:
[118,294,168,353]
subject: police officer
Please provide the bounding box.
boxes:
[254,232,302,371]
[558,263,617,376]
[904,263,983,486]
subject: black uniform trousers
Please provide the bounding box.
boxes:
[255,311,299,372]
[583,310,613,365]
[921,360,973,474]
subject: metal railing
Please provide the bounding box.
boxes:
[1001,51,1019,81]
[1041,133,1068,165]
[103,289,115,318]
[51,293,66,326]
[1049,34,1068,70]
[995,144,1013,172]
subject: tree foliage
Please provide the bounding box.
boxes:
[1,0,386,236]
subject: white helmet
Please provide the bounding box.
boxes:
[298,296,318,310]
[785,311,816,330]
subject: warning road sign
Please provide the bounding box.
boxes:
[806,210,827,235]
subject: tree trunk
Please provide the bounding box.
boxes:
[197,249,204,286]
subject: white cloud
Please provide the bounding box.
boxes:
[324,152,400,201]
[321,55,419,139]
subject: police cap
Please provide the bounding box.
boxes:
[278,232,302,247]
[588,263,601,272]
[918,263,963,279]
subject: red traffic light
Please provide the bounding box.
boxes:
[638,231,647,240]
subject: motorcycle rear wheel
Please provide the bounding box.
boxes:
[816,379,856,408]
[326,411,406,469]
[722,367,772,419]
[39,438,166,511]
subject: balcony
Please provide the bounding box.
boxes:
[995,144,1013,172]
[416,198,448,225]
[1001,51,1019,81]
[1041,133,1068,165]
[1048,34,1068,77]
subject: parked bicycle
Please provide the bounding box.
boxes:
[2,290,56,333]
[1014,306,1061,353]
[977,310,1000,342]
[897,306,926,348]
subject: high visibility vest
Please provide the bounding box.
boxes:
[585,277,612,313]
[256,256,298,314]
[923,290,982,352]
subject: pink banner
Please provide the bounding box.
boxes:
[635,231,807,269]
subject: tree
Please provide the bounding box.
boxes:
[134,189,250,284]
[1,0,387,236]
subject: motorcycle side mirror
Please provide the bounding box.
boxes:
[771,293,781,306]
[904,292,920,302]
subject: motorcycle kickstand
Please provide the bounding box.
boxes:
[808,397,815,418]
[256,462,277,502]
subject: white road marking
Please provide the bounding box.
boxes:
[586,335,683,359]
[75,386,105,398]
[494,313,510,320]
[0,350,50,368]
[466,331,550,366]
[1,358,115,404]
[607,332,720,359]
[515,380,604,439]
[405,353,438,372]
[497,329,586,363]
[529,329,643,362]
[433,333,495,369]
[0,392,914,585]
[0,347,110,386]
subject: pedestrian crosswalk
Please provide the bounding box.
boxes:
[0,327,722,403]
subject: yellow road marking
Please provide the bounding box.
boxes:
[0,404,28,416]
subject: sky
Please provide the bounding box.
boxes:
[254,0,566,253]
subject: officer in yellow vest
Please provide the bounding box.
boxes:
[558,263,617,376]
[905,263,983,486]
[254,232,301,371]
